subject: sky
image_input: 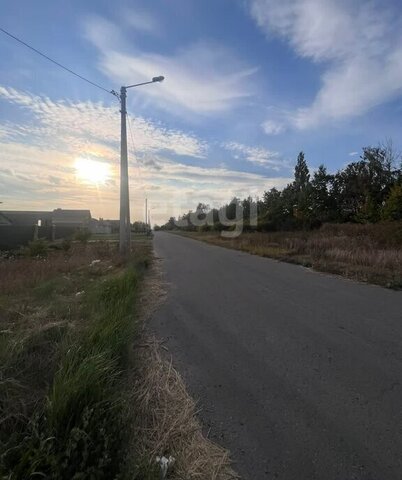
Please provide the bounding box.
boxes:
[1,0,402,225]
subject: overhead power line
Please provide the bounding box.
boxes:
[126,112,147,196]
[0,26,116,96]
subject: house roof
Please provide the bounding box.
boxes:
[0,213,12,225]
[52,209,91,224]
[0,209,92,226]
[0,211,51,226]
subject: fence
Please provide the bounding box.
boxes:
[0,225,78,250]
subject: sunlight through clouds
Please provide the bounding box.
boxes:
[0,85,290,222]
[74,157,111,185]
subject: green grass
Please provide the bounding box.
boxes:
[0,243,152,479]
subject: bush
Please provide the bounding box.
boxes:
[26,239,48,257]
[61,238,72,252]
[382,184,402,221]
[74,229,91,244]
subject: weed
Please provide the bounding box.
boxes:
[0,242,150,479]
[25,239,48,258]
[74,229,92,244]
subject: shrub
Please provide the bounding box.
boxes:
[61,238,72,252]
[74,229,92,244]
[26,239,48,257]
[382,184,402,221]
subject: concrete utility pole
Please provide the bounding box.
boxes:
[118,76,164,255]
[145,197,148,227]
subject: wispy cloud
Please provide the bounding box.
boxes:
[129,157,292,222]
[0,86,206,158]
[84,16,257,115]
[223,141,288,170]
[0,86,290,222]
[249,0,402,129]
[262,120,285,135]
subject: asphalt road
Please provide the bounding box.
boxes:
[151,232,402,480]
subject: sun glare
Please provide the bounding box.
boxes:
[74,157,110,184]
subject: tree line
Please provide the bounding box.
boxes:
[158,143,402,232]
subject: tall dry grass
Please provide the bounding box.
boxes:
[184,222,402,288]
[129,339,238,480]
[0,242,121,295]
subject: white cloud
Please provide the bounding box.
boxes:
[223,141,288,170]
[131,157,292,224]
[262,120,285,135]
[250,0,402,128]
[0,141,291,222]
[84,17,257,115]
[0,86,206,158]
[0,86,290,222]
[349,151,359,157]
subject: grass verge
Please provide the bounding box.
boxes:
[128,338,238,480]
[124,259,238,479]
[174,222,402,289]
[0,241,150,479]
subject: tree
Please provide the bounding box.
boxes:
[310,165,333,223]
[382,184,402,220]
[159,141,402,232]
[293,151,312,227]
[225,197,240,220]
[332,146,397,222]
[261,188,285,229]
[360,146,395,221]
[294,151,310,192]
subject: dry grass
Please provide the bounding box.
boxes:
[1,242,238,479]
[129,339,238,480]
[0,240,152,478]
[123,259,238,480]
[179,222,402,288]
[0,241,121,295]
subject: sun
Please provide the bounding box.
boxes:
[74,157,110,184]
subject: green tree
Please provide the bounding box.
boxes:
[311,165,334,223]
[261,188,285,229]
[293,151,312,227]
[294,151,310,192]
[382,184,402,220]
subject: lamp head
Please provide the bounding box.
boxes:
[152,75,165,83]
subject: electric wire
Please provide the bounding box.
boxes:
[0,26,116,96]
[126,112,148,216]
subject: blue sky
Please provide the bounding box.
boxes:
[1,0,402,223]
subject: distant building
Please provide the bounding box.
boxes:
[89,218,112,235]
[0,209,91,228]
[0,208,94,250]
[105,219,120,234]
[0,211,52,227]
[52,209,91,228]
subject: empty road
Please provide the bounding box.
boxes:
[151,232,402,480]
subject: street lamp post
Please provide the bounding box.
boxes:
[118,76,164,255]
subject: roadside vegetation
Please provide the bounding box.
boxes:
[0,239,150,478]
[129,338,237,480]
[0,238,237,479]
[157,142,402,288]
[178,222,402,288]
